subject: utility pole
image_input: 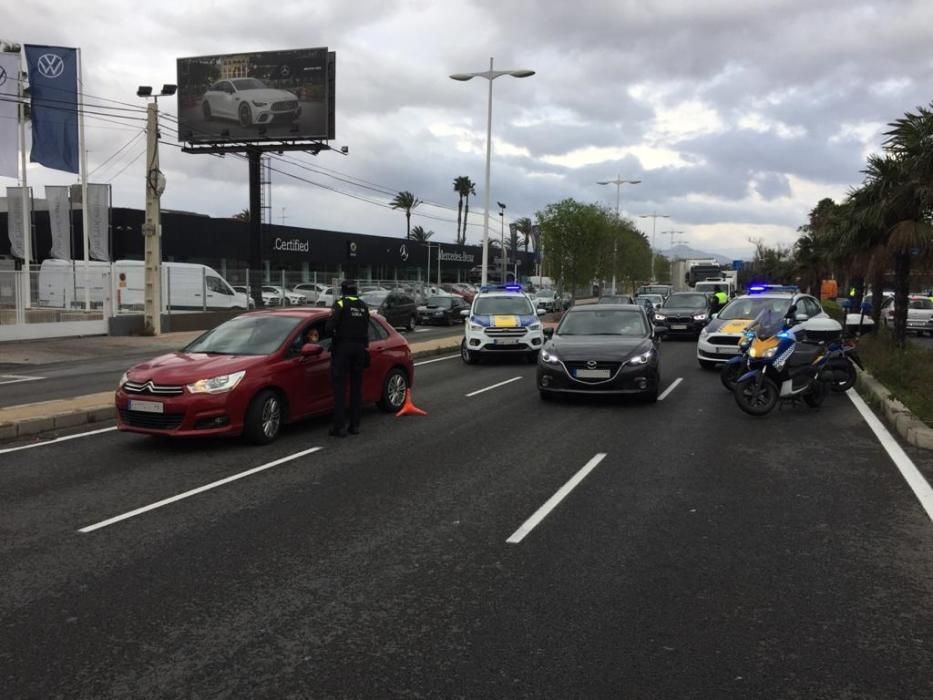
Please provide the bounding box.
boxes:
[639,212,670,282]
[597,175,641,294]
[498,201,507,283]
[661,229,684,253]
[142,100,163,335]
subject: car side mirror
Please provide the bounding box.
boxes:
[460,309,470,318]
[795,313,809,322]
[543,327,554,339]
[301,343,324,357]
[710,312,718,319]
[537,308,546,316]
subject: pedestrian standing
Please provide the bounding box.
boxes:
[325,280,370,437]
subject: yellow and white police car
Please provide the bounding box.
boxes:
[696,288,828,369]
[460,284,546,364]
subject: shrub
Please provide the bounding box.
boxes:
[859,331,933,425]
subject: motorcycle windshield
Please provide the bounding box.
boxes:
[751,308,787,339]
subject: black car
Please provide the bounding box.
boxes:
[537,304,664,402]
[598,295,635,305]
[653,292,713,338]
[360,290,418,331]
[418,295,469,325]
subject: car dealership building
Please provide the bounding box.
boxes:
[0,203,536,286]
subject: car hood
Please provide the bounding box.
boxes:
[126,352,268,384]
[658,306,707,316]
[239,88,296,101]
[548,335,654,362]
[704,317,755,335]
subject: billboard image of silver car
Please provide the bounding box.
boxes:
[177,47,335,143]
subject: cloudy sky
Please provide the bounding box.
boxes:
[4,0,933,259]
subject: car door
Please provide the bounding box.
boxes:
[363,318,391,402]
[287,320,333,416]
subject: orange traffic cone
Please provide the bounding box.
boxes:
[395,388,427,417]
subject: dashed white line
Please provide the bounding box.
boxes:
[465,376,523,397]
[507,453,608,544]
[0,374,46,386]
[0,426,118,456]
[847,389,933,524]
[658,377,684,401]
[414,353,460,366]
[78,446,324,533]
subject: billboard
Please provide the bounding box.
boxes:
[177,47,334,143]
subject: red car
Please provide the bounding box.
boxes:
[115,309,415,444]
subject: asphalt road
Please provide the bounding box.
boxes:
[0,325,464,408]
[2,339,933,697]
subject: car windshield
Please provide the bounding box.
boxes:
[232,78,266,91]
[638,286,670,296]
[426,296,452,308]
[474,296,535,316]
[908,298,933,310]
[664,294,708,309]
[641,295,663,305]
[719,297,790,320]
[598,296,633,304]
[184,315,303,355]
[534,291,554,299]
[361,292,388,306]
[558,310,648,336]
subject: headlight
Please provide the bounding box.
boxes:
[700,327,710,337]
[118,371,129,389]
[186,370,246,395]
[539,348,560,364]
[469,322,484,331]
[693,313,708,321]
[252,100,269,107]
[629,349,655,365]
[528,322,542,331]
[654,313,667,321]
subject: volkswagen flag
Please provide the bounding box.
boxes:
[25,45,79,173]
[0,52,18,178]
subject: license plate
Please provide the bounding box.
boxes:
[575,369,611,379]
[129,399,164,414]
[671,324,687,330]
[494,338,520,345]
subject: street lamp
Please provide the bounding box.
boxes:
[597,175,641,294]
[660,229,684,252]
[497,201,507,283]
[639,212,670,282]
[137,83,176,335]
[450,58,535,287]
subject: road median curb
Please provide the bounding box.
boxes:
[855,370,933,450]
[0,338,464,444]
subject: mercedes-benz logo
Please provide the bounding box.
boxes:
[586,360,597,369]
[37,53,65,79]
[0,66,7,87]
[399,244,409,262]
[280,65,291,77]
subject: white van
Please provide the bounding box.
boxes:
[38,259,248,311]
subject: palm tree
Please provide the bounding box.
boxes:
[410,225,434,243]
[231,208,250,222]
[513,217,533,254]
[390,191,422,240]
[452,176,474,245]
[457,178,476,244]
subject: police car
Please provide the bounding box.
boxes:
[696,287,827,369]
[460,284,546,364]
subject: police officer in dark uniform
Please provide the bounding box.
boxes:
[325,280,370,437]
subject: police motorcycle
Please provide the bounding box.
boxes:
[823,335,864,392]
[732,306,842,416]
[720,326,758,392]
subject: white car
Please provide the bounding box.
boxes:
[460,285,546,364]
[231,285,256,309]
[533,290,559,312]
[201,78,301,128]
[315,287,337,308]
[261,285,306,306]
[291,282,327,302]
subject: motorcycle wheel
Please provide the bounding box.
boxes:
[804,378,829,408]
[734,375,779,416]
[830,361,857,393]
[720,362,744,392]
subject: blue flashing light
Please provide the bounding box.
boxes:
[749,285,767,293]
[480,283,524,293]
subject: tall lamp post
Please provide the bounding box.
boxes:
[639,212,670,283]
[597,175,641,294]
[497,201,507,283]
[137,83,176,336]
[660,229,684,253]
[450,58,535,287]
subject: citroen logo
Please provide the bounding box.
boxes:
[37,53,65,79]
[586,360,597,369]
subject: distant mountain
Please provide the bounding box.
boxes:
[659,245,735,266]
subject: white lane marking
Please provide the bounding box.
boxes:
[78,446,323,533]
[507,453,608,544]
[847,389,933,523]
[466,376,523,397]
[0,426,118,456]
[414,328,433,333]
[414,354,460,366]
[0,374,46,385]
[658,377,684,401]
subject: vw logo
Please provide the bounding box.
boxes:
[399,244,409,261]
[0,66,7,87]
[37,53,65,79]
[586,360,597,369]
